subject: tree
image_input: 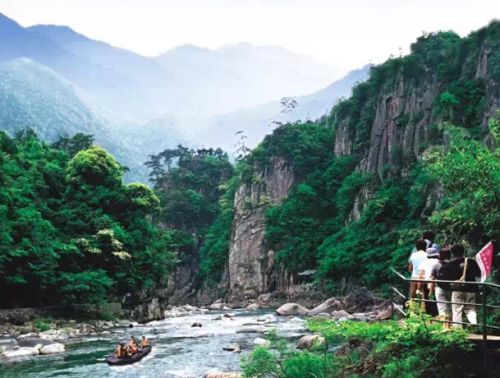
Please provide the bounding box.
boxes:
[66,146,123,187]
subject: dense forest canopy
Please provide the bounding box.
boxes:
[0,131,177,307]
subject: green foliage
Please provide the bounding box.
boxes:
[242,347,281,378]
[146,146,235,284]
[310,317,473,378]
[0,131,176,307]
[243,318,473,378]
[60,270,114,304]
[198,175,239,282]
[34,318,52,332]
[425,121,500,248]
[66,146,123,187]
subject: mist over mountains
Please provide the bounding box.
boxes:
[0,12,368,181]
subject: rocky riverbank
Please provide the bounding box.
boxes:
[206,287,394,322]
[0,317,138,358]
[0,287,393,361]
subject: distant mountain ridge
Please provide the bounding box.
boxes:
[196,65,371,151]
[0,12,365,181]
[0,58,184,182]
[1,13,342,119]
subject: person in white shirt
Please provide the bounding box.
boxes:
[408,239,429,298]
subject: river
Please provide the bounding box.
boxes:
[0,309,307,377]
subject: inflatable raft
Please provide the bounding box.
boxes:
[106,345,152,366]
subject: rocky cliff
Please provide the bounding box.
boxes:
[226,156,294,302]
[333,26,500,219]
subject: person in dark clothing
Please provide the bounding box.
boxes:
[445,244,481,328]
[430,248,452,326]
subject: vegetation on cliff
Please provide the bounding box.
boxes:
[239,22,500,293]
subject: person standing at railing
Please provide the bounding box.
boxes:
[408,239,429,298]
[445,244,481,328]
[430,248,452,327]
[419,247,440,316]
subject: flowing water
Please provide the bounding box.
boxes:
[0,310,307,377]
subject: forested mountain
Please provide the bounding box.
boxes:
[155,43,343,115]
[0,12,355,180]
[0,58,182,182]
[160,21,500,304]
[1,13,341,120]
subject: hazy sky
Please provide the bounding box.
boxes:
[3,0,500,72]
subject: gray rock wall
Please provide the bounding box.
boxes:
[334,46,500,220]
[227,156,294,302]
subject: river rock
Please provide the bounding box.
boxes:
[77,323,96,335]
[115,320,133,328]
[17,332,38,340]
[39,342,65,355]
[330,310,350,320]
[95,320,114,329]
[2,347,39,358]
[246,303,260,311]
[370,300,393,320]
[253,337,270,347]
[17,337,53,347]
[276,303,309,316]
[222,344,241,352]
[39,329,69,341]
[236,326,265,333]
[204,373,241,378]
[307,298,342,316]
[343,287,376,313]
[350,301,394,321]
[191,322,202,327]
[297,335,327,350]
[209,302,226,310]
[0,338,17,352]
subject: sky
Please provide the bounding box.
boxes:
[2,0,500,72]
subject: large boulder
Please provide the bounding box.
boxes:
[17,337,53,348]
[343,287,376,313]
[276,303,309,316]
[307,298,342,316]
[39,342,65,355]
[297,335,327,350]
[2,347,39,358]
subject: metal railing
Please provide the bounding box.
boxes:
[390,268,500,368]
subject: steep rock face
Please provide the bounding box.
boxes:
[334,37,500,220]
[227,156,294,302]
[334,71,439,178]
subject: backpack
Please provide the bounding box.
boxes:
[450,258,469,291]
